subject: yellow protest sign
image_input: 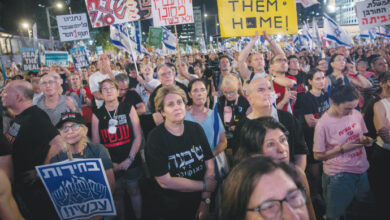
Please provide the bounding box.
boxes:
[217,0,298,37]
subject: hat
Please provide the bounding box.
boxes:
[56,112,85,129]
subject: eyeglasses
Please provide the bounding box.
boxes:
[274,58,288,63]
[247,188,306,219]
[223,90,237,96]
[318,62,328,66]
[60,124,81,132]
[102,86,116,92]
[40,80,56,86]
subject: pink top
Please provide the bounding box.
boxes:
[313,109,369,176]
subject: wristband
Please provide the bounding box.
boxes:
[128,155,135,162]
[202,180,206,191]
[340,145,344,154]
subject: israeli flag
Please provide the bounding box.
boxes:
[302,22,313,42]
[323,14,352,47]
[312,17,322,49]
[377,26,390,38]
[161,26,177,51]
[360,27,377,42]
[293,35,303,52]
[110,22,141,59]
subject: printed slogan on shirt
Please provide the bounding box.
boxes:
[217,0,298,37]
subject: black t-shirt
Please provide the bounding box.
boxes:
[148,81,189,113]
[363,94,382,139]
[232,110,308,162]
[145,121,213,218]
[50,142,113,170]
[5,106,59,179]
[119,90,143,108]
[217,95,249,123]
[288,71,307,112]
[0,133,11,156]
[94,103,141,166]
[139,114,157,139]
[301,91,330,149]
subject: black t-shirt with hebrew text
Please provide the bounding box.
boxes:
[145,120,213,219]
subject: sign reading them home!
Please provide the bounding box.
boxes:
[217,0,298,37]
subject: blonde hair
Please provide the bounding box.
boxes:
[154,85,188,113]
[221,74,244,96]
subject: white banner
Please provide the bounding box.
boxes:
[151,0,194,27]
[355,0,390,30]
[57,13,90,42]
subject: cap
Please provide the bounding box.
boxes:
[56,112,85,129]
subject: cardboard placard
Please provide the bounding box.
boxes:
[70,46,90,70]
[148,27,163,47]
[355,0,390,30]
[151,0,194,26]
[21,47,40,72]
[35,159,116,220]
[85,0,152,28]
[217,0,298,37]
[57,13,90,42]
[45,51,69,67]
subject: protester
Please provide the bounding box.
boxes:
[135,64,161,114]
[221,156,309,220]
[115,73,146,115]
[367,73,390,218]
[313,85,375,219]
[233,77,308,170]
[186,79,227,157]
[145,85,217,220]
[89,54,118,108]
[148,64,189,113]
[67,73,93,131]
[301,69,330,214]
[92,79,143,220]
[2,80,64,219]
[217,74,249,142]
[36,73,80,125]
[125,63,140,90]
[50,112,115,191]
[175,60,197,86]
[287,55,307,120]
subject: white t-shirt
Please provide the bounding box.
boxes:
[89,71,119,108]
[135,79,160,114]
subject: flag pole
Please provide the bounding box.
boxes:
[124,23,140,76]
[174,25,181,60]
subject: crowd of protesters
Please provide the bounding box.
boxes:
[0,33,389,220]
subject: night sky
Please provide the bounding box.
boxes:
[0,0,322,38]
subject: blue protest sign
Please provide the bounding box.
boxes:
[35,159,116,220]
[21,47,41,72]
[45,51,69,67]
[70,46,90,70]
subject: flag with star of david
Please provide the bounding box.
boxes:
[161,26,177,51]
[323,14,352,47]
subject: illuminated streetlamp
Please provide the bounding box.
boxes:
[38,2,64,49]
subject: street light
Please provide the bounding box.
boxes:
[38,2,64,50]
[204,13,219,37]
[20,21,32,39]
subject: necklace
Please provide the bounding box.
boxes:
[106,105,118,134]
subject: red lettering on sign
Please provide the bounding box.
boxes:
[87,0,100,10]
[99,0,113,14]
[114,0,127,19]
